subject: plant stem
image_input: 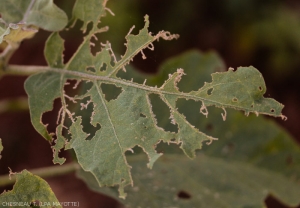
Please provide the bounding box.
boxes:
[3,64,49,76]
[0,45,19,72]
[0,162,80,187]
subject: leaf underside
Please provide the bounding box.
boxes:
[24,0,285,198]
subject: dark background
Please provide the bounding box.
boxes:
[0,0,300,207]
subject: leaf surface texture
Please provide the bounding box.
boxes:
[0,170,61,208]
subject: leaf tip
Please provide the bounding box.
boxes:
[147,153,163,169]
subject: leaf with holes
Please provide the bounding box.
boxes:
[0,170,61,208]
[191,66,284,117]
[77,50,300,207]
[24,0,285,198]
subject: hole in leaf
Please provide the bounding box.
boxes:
[86,66,96,73]
[100,83,123,102]
[42,98,62,136]
[64,79,93,107]
[258,86,263,91]
[59,20,84,64]
[149,94,178,133]
[89,32,100,56]
[125,146,144,156]
[177,190,191,199]
[140,113,146,118]
[84,22,94,35]
[86,123,101,140]
[62,125,70,140]
[177,98,203,129]
[270,109,275,113]
[207,88,213,95]
[73,97,101,140]
[110,59,115,67]
[64,79,81,97]
[64,80,93,98]
[116,65,151,85]
[100,63,107,71]
[232,97,238,102]
[156,142,183,154]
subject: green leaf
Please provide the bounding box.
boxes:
[52,124,67,165]
[72,0,109,32]
[0,0,68,31]
[0,170,61,208]
[135,50,300,179]
[25,72,64,141]
[78,154,300,208]
[24,1,285,198]
[189,66,283,116]
[77,50,300,207]
[146,50,299,176]
[44,32,64,68]
[0,1,29,24]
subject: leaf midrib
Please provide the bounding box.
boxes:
[9,63,280,117]
[51,67,277,116]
